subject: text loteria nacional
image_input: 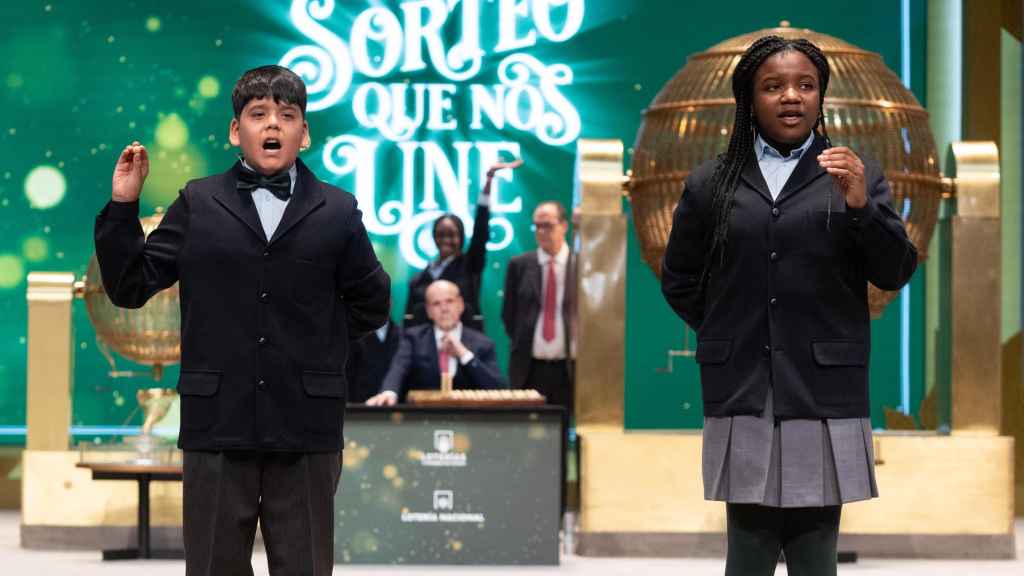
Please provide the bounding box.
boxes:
[279,0,584,268]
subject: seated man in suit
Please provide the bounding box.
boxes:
[366,280,507,405]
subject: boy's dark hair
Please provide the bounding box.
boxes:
[231,65,308,118]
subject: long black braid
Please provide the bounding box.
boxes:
[702,36,833,287]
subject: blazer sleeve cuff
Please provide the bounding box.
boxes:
[103,200,141,221]
[846,196,878,229]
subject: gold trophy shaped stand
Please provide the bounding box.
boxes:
[125,385,178,464]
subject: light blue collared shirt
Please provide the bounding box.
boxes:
[374,322,389,343]
[428,255,455,280]
[242,161,297,240]
[754,132,816,201]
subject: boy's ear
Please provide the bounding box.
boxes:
[301,121,311,150]
[228,118,240,147]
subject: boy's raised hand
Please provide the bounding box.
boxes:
[112,141,149,202]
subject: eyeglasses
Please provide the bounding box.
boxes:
[530,222,558,232]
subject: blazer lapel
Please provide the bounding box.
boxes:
[775,136,828,205]
[424,327,442,388]
[213,162,269,244]
[739,151,773,204]
[268,158,326,246]
[528,252,543,301]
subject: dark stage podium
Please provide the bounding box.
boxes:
[336,404,565,565]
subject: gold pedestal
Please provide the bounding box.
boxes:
[576,427,1016,558]
[20,450,183,549]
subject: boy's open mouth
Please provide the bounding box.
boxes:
[263,139,281,150]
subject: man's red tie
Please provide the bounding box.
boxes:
[542,259,557,342]
[439,347,449,376]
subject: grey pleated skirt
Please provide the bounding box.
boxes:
[702,388,878,508]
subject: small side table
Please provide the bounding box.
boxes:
[76,462,184,560]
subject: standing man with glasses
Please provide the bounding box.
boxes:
[501,201,576,413]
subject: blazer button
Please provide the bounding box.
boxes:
[258,336,266,345]
[771,207,780,217]
[257,379,266,390]
[762,345,771,356]
[263,251,270,258]
[260,291,269,301]
[769,251,779,262]
[770,297,778,307]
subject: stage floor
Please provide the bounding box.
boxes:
[2,512,1021,575]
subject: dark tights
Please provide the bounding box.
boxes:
[725,503,841,576]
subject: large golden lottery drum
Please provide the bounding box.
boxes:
[629,24,941,316]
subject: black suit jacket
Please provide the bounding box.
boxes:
[661,136,917,419]
[380,324,507,401]
[501,250,576,390]
[94,159,391,452]
[346,319,401,403]
[404,202,489,331]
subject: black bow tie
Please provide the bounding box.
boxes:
[236,166,292,201]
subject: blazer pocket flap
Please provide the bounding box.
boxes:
[695,339,732,364]
[812,341,866,366]
[177,370,221,397]
[303,371,346,399]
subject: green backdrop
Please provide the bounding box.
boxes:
[0,0,926,442]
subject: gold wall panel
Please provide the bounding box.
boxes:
[25,273,76,451]
[949,142,1002,434]
[574,140,627,426]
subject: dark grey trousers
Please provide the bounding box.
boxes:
[525,358,573,415]
[725,503,842,576]
[182,450,342,576]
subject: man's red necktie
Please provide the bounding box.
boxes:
[439,347,449,376]
[542,259,556,342]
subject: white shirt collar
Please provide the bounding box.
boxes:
[537,242,569,266]
[374,322,389,343]
[430,254,456,274]
[755,131,816,162]
[434,323,463,343]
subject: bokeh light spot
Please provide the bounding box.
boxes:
[6,73,24,89]
[141,142,207,209]
[24,165,66,209]
[155,113,188,150]
[22,237,48,262]
[0,254,24,289]
[197,75,220,99]
[145,17,161,32]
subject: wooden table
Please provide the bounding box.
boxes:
[76,461,184,560]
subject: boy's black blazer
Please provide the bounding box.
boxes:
[95,159,391,451]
